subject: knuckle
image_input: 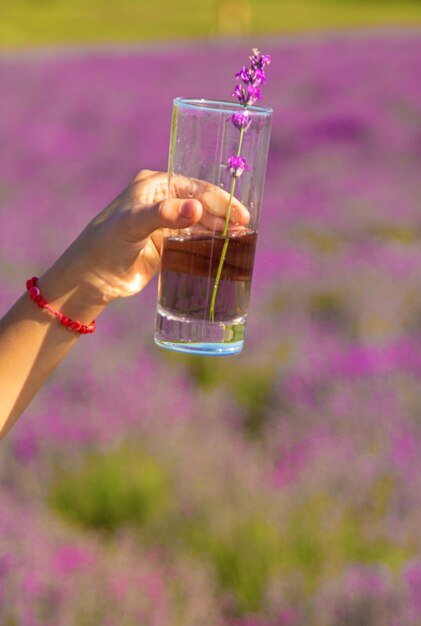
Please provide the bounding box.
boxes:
[134,169,154,182]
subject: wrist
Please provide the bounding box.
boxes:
[37,242,109,327]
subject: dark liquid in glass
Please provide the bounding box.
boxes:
[158,231,257,322]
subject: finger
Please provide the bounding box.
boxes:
[159,198,203,229]
[200,187,249,225]
[196,212,251,234]
[198,211,229,233]
[132,171,250,225]
[171,175,250,225]
[131,197,203,241]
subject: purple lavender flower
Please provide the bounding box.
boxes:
[227,155,249,177]
[232,84,247,105]
[232,84,261,107]
[235,66,252,83]
[232,48,271,108]
[231,110,251,131]
[253,68,267,85]
[250,48,271,70]
[246,84,262,104]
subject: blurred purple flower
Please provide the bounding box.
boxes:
[272,441,308,488]
[0,553,9,572]
[54,545,94,575]
[391,428,419,477]
[345,566,386,597]
[405,562,421,615]
[22,571,44,598]
[13,428,38,462]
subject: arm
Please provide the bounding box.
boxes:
[0,169,249,439]
[0,263,105,437]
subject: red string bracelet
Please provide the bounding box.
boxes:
[26,276,96,334]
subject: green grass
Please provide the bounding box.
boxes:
[0,0,420,49]
[50,444,169,533]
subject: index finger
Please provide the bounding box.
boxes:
[171,175,250,226]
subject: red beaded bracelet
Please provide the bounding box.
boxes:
[26,276,96,334]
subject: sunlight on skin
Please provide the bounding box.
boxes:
[0,169,250,436]
[90,171,251,299]
[0,295,82,438]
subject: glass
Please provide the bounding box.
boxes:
[154,97,272,356]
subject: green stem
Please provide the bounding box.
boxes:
[209,177,236,321]
[236,126,245,157]
[209,126,245,322]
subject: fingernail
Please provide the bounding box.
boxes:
[180,200,195,219]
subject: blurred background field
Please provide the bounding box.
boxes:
[1,2,421,626]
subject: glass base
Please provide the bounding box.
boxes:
[154,306,245,356]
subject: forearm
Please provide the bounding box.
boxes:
[0,243,107,439]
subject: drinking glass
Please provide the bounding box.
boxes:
[154,97,272,356]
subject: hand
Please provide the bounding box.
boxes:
[0,169,250,435]
[57,169,250,305]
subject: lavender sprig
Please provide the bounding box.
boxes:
[209,49,270,322]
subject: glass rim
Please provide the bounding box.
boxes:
[174,97,273,117]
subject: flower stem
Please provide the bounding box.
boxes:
[209,127,245,322]
[236,126,245,158]
[209,177,236,322]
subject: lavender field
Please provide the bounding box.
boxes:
[1,33,421,624]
